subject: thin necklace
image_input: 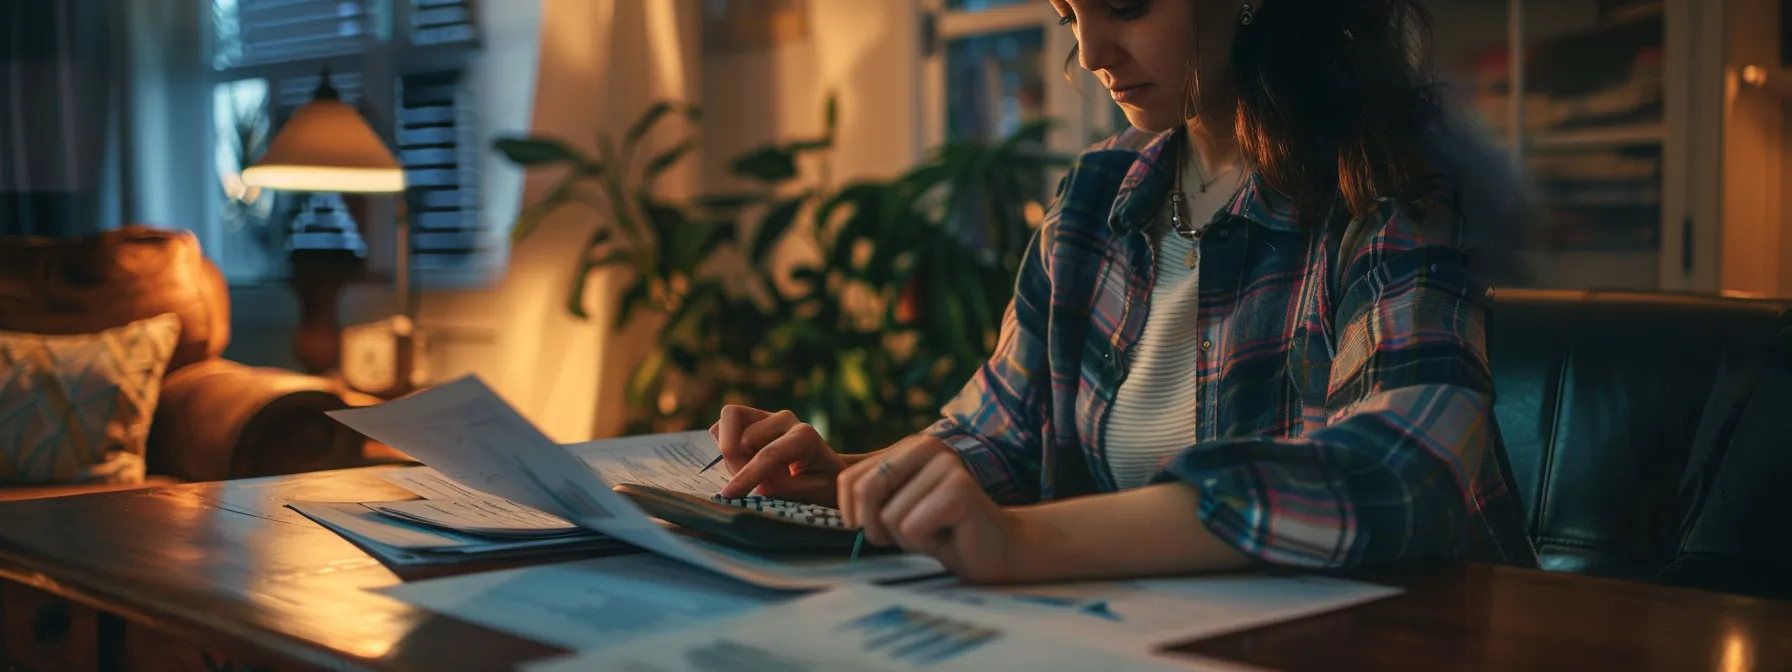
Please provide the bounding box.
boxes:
[1168,142,1237,268]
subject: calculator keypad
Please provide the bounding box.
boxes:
[710,494,846,529]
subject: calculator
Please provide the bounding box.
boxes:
[612,483,862,553]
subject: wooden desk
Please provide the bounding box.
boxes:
[0,469,1787,671]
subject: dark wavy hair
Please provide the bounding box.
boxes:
[1072,0,1444,229]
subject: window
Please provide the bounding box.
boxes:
[208,0,491,288]
[919,0,1125,156]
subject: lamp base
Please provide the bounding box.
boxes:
[289,248,366,374]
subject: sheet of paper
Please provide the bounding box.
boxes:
[520,584,1234,672]
[380,465,524,502]
[903,571,1402,651]
[325,376,941,591]
[677,535,946,585]
[565,431,733,495]
[287,502,624,566]
[372,554,789,651]
[372,498,580,536]
[291,501,482,550]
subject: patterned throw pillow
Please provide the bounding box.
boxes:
[0,313,181,485]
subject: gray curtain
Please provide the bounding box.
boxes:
[0,0,207,240]
[0,0,116,237]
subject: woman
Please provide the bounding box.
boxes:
[713,0,1537,583]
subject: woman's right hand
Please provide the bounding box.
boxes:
[709,405,847,505]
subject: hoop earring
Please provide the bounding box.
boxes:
[1240,2,1254,25]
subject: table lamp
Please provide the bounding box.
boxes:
[242,69,423,397]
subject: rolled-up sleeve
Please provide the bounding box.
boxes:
[1154,200,1514,568]
[922,227,1055,505]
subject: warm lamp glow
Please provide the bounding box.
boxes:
[241,76,405,194]
[240,165,406,193]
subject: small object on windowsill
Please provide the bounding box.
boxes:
[341,315,429,399]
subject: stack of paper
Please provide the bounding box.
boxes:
[321,376,947,590]
[369,499,584,538]
[290,460,625,566]
[288,500,628,566]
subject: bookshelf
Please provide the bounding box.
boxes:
[1439,0,1693,291]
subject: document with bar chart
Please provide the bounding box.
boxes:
[520,585,1240,672]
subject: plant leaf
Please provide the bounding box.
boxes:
[786,138,832,153]
[667,346,699,373]
[640,194,733,275]
[598,134,618,170]
[729,145,798,183]
[494,137,584,166]
[510,176,575,243]
[626,350,667,406]
[585,246,634,270]
[839,349,871,402]
[611,277,651,329]
[695,192,769,211]
[822,91,839,138]
[950,251,995,339]
[661,281,723,346]
[750,194,808,266]
[624,102,675,147]
[566,259,596,320]
[643,138,696,183]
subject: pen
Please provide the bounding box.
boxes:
[698,454,726,473]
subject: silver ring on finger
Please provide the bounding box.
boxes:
[877,461,894,481]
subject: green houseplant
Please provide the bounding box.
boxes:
[496,99,1067,449]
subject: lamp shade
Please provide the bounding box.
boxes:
[242,95,406,193]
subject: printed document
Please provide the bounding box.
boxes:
[372,554,789,651]
[566,431,734,495]
[381,465,534,502]
[386,434,731,500]
[287,501,623,566]
[371,499,582,537]
[326,376,942,590]
[905,571,1402,651]
[519,584,1237,672]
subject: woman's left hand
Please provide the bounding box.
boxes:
[837,441,1029,583]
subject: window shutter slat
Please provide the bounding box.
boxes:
[409,0,478,46]
[218,0,372,69]
[397,70,493,284]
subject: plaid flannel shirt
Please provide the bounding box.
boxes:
[923,126,1538,569]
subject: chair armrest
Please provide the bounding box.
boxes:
[146,359,360,482]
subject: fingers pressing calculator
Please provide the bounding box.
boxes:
[709,494,847,529]
[613,483,861,553]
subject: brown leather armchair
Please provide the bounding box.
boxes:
[0,225,367,499]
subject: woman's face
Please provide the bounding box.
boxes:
[1051,0,1240,133]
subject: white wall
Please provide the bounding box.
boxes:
[700,0,920,193]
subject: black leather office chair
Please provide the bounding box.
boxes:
[1489,288,1792,600]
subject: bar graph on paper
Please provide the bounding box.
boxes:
[836,605,1002,666]
[663,606,1003,672]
